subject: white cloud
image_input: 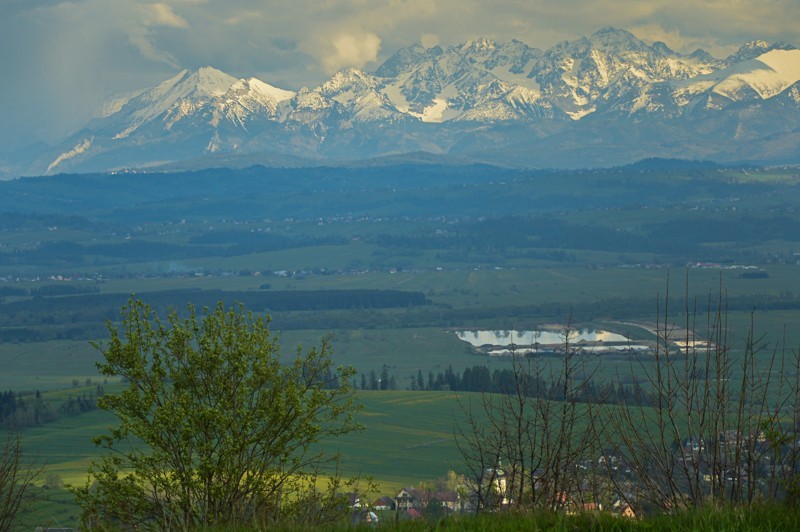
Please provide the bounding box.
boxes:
[629,23,739,58]
[127,2,190,67]
[145,3,189,28]
[316,31,382,73]
[222,10,263,26]
[420,33,440,48]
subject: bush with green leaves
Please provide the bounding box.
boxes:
[72,300,362,529]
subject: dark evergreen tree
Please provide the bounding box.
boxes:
[380,365,389,391]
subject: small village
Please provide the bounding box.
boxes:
[345,422,791,525]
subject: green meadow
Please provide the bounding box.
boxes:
[19,390,468,487]
[14,390,475,528]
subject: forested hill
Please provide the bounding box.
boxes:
[0,161,783,222]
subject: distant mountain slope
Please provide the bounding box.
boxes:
[8,28,800,177]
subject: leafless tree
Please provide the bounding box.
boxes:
[600,274,791,512]
[0,430,41,530]
[455,320,599,512]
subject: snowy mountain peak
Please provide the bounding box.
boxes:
[724,40,796,66]
[689,48,716,62]
[18,29,800,177]
[592,26,632,37]
[462,37,497,53]
[232,77,295,103]
[92,66,295,142]
[588,27,653,54]
[323,67,375,89]
[317,68,378,102]
[674,48,800,105]
[651,41,673,56]
[130,66,238,109]
[722,49,800,99]
[591,26,639,42]
[185,66,240,97]
[375,43,443,78]
[742,40,771,52]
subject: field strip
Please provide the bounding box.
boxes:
[405,439,446,449]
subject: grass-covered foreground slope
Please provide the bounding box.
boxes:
[378,506,800,531]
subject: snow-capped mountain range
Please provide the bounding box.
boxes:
[10,27,800,176]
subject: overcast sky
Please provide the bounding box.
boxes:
[1,0,798,152]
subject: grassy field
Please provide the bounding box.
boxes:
[19,390,467,486]
[13,390,472,528]
[0,340,103,391]
[16,386,666,529]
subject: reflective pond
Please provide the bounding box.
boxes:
[456,329,631,347]
[455,330,654,356]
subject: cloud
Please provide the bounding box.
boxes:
[145,3,189,28]
[421,33,440,48]
[222,10,263,26]
[314,31,382,73]
[127,2,190,67]
[629,23,739,58]
[293,0,438,74]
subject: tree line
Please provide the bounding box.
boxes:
[0,288,431,342]
[360,364,654,407]
[373,213,800,260]
[0,387,101,430]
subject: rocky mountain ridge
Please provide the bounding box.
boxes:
[9,27,800,176]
